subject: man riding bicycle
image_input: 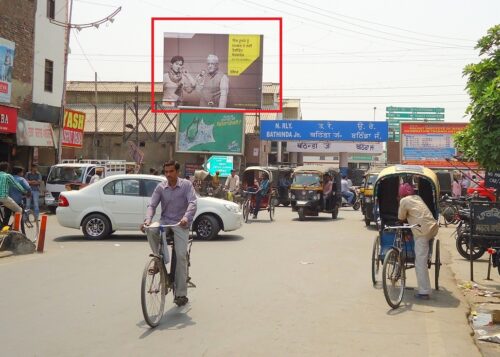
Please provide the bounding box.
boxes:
[141,160,197,307]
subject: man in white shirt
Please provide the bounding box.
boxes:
[398,183,438,300]
[89,168,103,184]
[224,170,240,201]
[341,175,354,204]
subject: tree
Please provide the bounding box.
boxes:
[454,24,500,171]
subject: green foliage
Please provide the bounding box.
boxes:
[454,25,500,171]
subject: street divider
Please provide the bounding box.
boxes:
[37,215,47,253]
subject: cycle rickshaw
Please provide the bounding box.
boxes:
[241,166,275,222]
[370,165,441,308]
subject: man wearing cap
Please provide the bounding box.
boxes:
[398,182,439,300]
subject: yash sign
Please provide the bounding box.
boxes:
[62,109,86,148]
[0,105,17,133]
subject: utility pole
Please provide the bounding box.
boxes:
[94,71,98,159]
[373,106,377,121]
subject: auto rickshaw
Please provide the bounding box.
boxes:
[241,166,275,222]
[290,165,341,220]
[360,170,380,226]
[370,165,441,308]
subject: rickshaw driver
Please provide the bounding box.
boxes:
[397,183,439,300]
[253,172,270,219]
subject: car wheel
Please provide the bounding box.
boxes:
[82,213,111,240]
[195,215,220,240]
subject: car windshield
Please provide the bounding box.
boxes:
[47,166,85,184]
[293,173,321,187]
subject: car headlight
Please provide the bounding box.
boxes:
[365,197,372,203]
[224,203,240,213]
[291,194,296,199]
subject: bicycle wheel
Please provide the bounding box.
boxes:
[382,248,406,309]
[21,210,39,242]
[141,257,166,328]
[269,201,275,221]
[244,200,251,223]
[371,235,381,286]
[456,232,485,260]
[434,240,441,290]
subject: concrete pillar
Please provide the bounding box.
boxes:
[259,139,268,166]
[277,141,282,164]
[339,152,349,177]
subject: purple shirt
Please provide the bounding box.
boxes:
[145,178,197,225]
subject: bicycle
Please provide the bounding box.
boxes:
[381,223,440,309]
[141,223,194,328]
[0,201,39,242]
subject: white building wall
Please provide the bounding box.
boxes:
[32,0,66,108]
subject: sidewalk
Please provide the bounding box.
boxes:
[440,225,500,356]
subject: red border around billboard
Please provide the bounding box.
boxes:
[151,17,282,114]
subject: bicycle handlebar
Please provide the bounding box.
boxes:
[384,223,421,230]
[144,222,180,232]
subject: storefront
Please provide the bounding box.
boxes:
[0,104,18,162]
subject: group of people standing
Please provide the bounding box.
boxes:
[0,162,42,227]
[451,172,478,198]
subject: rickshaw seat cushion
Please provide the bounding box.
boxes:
[380,231,415,260]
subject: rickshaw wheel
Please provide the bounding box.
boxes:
[298,207,305,221]
[331,206,339,219]
[382,249,406,309]
[434,240,441,290]
[371,235,381,286]
[456,233,485,260]
[353,201,361,211]
[243,200,251,223]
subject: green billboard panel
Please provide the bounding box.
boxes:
[386,112,445,119]
[386,106,444,113]
[177,112,244,155]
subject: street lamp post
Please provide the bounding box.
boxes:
[373,106,377,121]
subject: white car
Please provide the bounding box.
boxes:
[56,174,243,240]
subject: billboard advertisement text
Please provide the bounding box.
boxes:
[62,109,86,148]
[0,37,15,103]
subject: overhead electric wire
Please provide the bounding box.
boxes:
[241,0,471,49]
[289,0,475,43]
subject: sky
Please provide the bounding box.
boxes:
[66,0,499,122]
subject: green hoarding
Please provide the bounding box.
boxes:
[177,112,244,155]
[386,106,444,113]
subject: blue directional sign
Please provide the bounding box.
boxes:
[260,120,388,142]
[203,155,233,177]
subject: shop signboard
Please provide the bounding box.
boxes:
[176,112,244,155]
[62,109,86,148]
[0,104,17,133]
[16,118,55,147]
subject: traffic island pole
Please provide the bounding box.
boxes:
[37,215,48,253]
[13,212,21,231]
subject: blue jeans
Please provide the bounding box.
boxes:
[342,190,354,204]
[253,194,263,217]
[26,190,40,218]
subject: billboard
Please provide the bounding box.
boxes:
[400,122,477,168]
[0,37,15,103]
[163,33,263,110]
[0,104,17,133]
[176,112,244,155]
[260,120,388,142]
[62,109,86,148]
[16,118,55,147]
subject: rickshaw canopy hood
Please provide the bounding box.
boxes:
[293,165,339,175]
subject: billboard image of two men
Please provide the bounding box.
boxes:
[163,33,263,110]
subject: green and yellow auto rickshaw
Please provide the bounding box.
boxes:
[361,170,380,226]
[290,165,342,220]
